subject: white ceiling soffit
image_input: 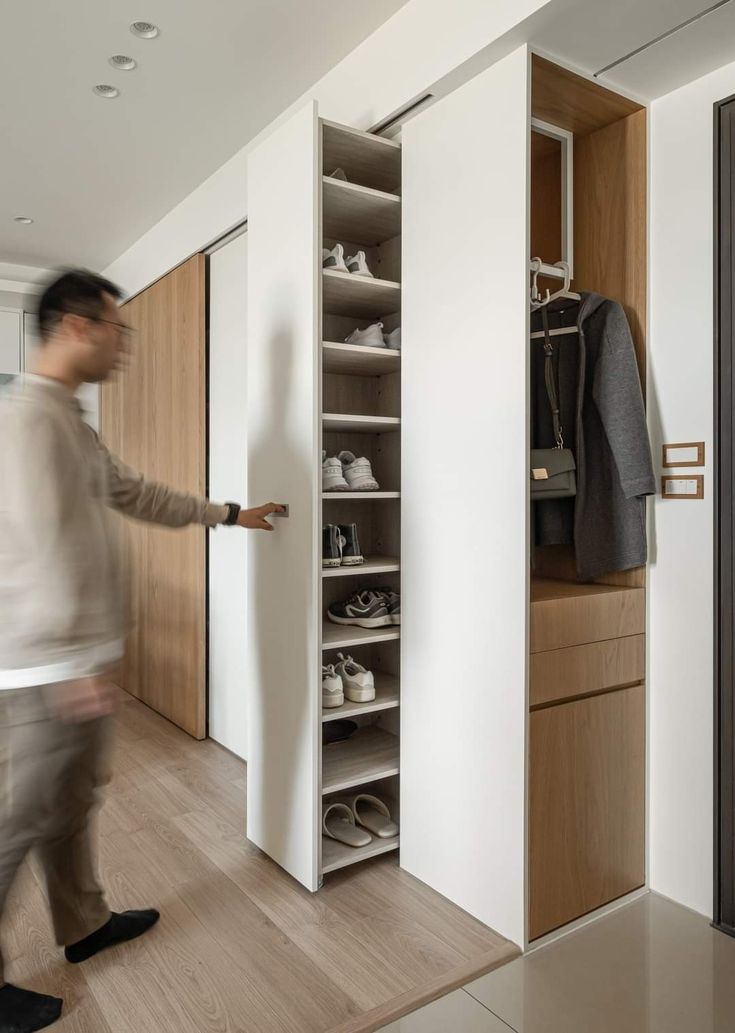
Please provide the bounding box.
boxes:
[0,0,410,271]
[530,0,735,101]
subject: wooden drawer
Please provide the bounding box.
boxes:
[530,578,644,653]
[529,684,645,941]
[530,635,645,708]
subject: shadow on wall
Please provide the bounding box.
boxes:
[249,324,314,871]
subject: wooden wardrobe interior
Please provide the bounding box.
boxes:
[101,254,208,739]
[528,56,647,941]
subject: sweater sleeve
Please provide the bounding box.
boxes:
[592,303,656,499]
[97,436,229,528]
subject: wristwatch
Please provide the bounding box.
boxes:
[224,502,241,526]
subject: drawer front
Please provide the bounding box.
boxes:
[530,587,644,652]
[530,635,645,707]
[529,684,646,941]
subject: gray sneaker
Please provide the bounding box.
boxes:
[327,591,391,628]
[372,588,400,625]
[323,525,345,569]
[338,524,363,566]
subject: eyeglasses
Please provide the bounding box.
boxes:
[94,317,135,338]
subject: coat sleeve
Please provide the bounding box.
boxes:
[592,303,656,499]
[94,432,229,528]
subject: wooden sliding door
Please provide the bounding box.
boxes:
[102,254,207,738]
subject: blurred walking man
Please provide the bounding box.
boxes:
[0,270,281,1032]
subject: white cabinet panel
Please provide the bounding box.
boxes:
[0,308,22,376]
[246,102,321,890]
[401,46,529,947]
[209,233,248,760]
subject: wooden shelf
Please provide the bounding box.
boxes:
[323,413,400,434]
[322,726,400,794]
[323,341,401,376]
[322,120,401,195]
[322,833,399,875]
[323,491,400,500]
[323,556,400,579]
[322,675,400,722]
[323,621,400,650]
[323,177,401,246]
[322,270,401,319]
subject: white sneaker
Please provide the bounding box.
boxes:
[323,450,349,492]
[335,653,375,703]
[322,665,344,708]
[384,327,401,351]
[346,251,374,278]
[346,323,385,349]
[322,243,349,273]
[338,451,380,491]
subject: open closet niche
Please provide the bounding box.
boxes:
[528,56,648,941]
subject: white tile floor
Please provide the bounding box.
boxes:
[381,893,735,1033]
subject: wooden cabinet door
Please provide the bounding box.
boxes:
[102,254,207,738]
[529,685,645,940]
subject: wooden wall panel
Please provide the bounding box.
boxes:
[102,254,207,738]
[531,54,642,136]
[529,685,646,940]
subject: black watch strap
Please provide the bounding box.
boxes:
[224,502,241,525]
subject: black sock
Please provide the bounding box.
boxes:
[0,984,63,1033]
[64,909,160,964]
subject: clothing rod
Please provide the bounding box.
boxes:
[530,260,569,280]
[530,326,578,339]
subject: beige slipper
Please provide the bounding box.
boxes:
[322,802,372,848]
[344,793,398,839]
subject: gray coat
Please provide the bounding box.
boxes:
[531,292,655,581]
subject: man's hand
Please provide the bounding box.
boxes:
[48,676,117,723]
[236,503,285,531]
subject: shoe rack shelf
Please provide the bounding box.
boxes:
[322,675,400,722]
[322,621,401,651]
[322,119,401,194]
[323,490,401,500]
[322,556,400,579]
[322,413,401,434]
[322,831,400,875]
[322,270,401,319]
[322,177,401,245]
[323,341,401,376]
[322,726,400,795]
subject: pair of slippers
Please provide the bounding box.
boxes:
[323,793,398,848]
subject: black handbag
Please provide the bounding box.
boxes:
[530,308,577,500]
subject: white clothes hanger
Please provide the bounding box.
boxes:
[529,258,581,310]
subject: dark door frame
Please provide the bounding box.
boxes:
[714,93,735,938]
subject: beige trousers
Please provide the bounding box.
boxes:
[0,687,112,984]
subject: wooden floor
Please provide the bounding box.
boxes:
[6,690,518,1033]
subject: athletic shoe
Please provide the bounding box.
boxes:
[345,323,385,349]
[346,251,374,278]
[338,524,363,566]
[338,451,379,491]
[335,653,375,702]
[322,243,349,273]
[322,665,344,708]
[323,450,349,492]
[384,327,401,351]
[323,525,345,568]
[327,591,391,628]
[373,588,401,625]
[327,167,348,182]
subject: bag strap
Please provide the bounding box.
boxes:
[541,307,564,448]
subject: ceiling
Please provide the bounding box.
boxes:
[0,0,409,270]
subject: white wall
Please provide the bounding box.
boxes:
[208,234,249,759]
[104,0,554,296]
[648,61,735,918]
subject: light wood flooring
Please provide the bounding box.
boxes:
[6,689,518,1033]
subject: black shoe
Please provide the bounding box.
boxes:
[322,524,344,568]
[64,909,160,964]
[338,524,363,566]
[0,984,63,1032]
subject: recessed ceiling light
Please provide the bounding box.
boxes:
[109,54,137,71]
[13,216,33,225]
[93,84,120,99]
[130,20,159,39]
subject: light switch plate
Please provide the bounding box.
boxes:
[662,441,705,467]
[661,475,704,499]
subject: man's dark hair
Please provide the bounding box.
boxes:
[38,269,123,341]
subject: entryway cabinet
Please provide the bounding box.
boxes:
[246,45,648,951]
